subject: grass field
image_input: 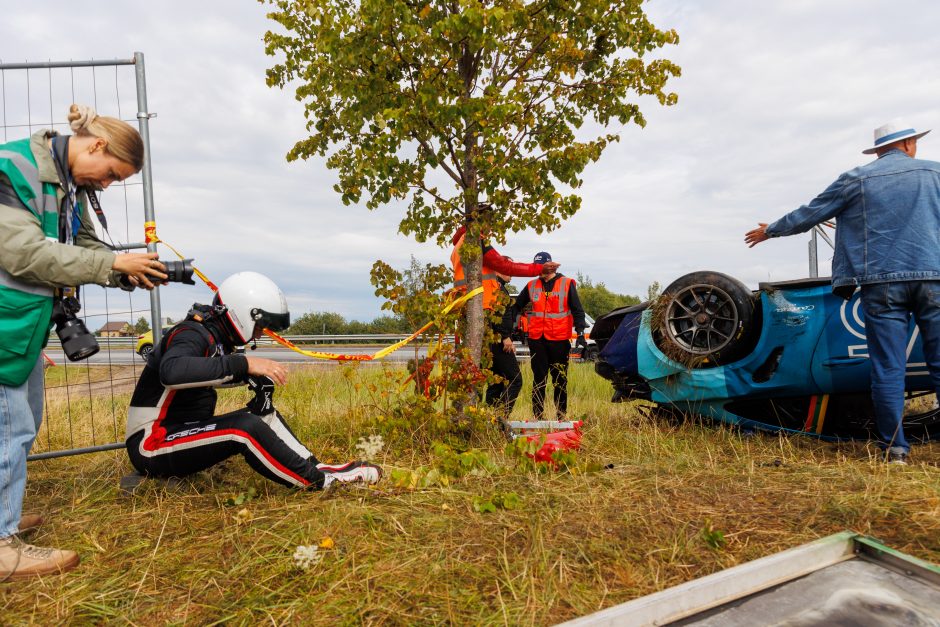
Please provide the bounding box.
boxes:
[5,363,940,625]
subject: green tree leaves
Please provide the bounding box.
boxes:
[265,0,679,238]
[370,255,452,330]
[287,311,411,335]
[263,0,680,363]
[133,316,151,334]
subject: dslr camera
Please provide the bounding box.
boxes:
[51,294,99,362]
[162,258,196,285]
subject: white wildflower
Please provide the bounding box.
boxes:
[292,544,323,570]
[355,434,385,460]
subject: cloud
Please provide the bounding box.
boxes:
[3,0,940,321]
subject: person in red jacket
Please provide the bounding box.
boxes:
[515,252,587,420]
[450,223,558,307]
[450,209,559,420]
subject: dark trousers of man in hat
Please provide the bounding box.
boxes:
[746,121,940,464]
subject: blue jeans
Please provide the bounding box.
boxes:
[0,356,43,538]
[860,281,940,454]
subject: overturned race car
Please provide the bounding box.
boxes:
[591,271,940,442]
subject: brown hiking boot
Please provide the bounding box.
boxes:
[0,535,79,580]
[17,514,44,535]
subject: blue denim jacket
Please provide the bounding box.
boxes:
[766,150,940,288]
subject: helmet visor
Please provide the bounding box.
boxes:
[253,308,290,332]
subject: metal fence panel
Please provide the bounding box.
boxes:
[0,53,161,460]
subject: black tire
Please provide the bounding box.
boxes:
[654,271,755,367]
[583,345,599,362]
[139,344,153,361]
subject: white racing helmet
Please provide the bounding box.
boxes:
[213,272,290,344]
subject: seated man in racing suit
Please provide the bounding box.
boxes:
[125,271,381,489]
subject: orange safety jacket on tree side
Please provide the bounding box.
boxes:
[525,276,576,341]
[451,232,500,310]
[450,225,545,311]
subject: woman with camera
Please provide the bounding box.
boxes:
[0,104,166,579]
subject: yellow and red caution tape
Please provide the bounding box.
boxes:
[145,221,481,362]
[264,288,479,361]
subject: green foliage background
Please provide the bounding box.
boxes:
[264,0,680,243]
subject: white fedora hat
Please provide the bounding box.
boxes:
[862,120,930,154]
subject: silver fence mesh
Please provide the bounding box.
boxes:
[0,54,160,460]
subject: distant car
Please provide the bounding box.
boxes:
[591,271,940,442]
[136,327,171,361]
[569,314,598,361]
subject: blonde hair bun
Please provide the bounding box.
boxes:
[65,103,144,171]
[67,104,98,132]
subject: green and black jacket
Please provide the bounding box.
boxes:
[0,130,123,385]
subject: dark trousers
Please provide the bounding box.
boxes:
[529,337,571,419]
[485,341,522,417]
[127,409,325,489]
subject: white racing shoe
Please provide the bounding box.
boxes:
[319,461,382,488]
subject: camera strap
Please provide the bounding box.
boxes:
[49,135,109,240]
[49,136,79,244]
[84,189,109,231]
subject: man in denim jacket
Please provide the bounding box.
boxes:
[745,121,940,464]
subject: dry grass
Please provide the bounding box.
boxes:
[4,364,940,625]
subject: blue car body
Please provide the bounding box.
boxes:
[594,276,940,441]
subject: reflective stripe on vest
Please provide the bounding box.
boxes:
[0,148,44,216]
[0,137,59,386]
[0,143,60,238]
[526,276,574,340]
[0,142,58,298]
[0,267,53,297]
[451,233,500,310]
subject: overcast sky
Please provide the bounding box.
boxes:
[4,1,940,323]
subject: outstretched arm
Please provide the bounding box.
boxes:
[483,245,560,277]
[744,223,770,247]
[483,247,545,276]
[746,174,850,247]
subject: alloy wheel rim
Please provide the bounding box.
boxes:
[664,284,739,355]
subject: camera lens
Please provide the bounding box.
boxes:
[163,259,196,285]
[56,318,99,361]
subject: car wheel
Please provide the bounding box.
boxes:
[654,271,755,367]
[139,344,153,361]
[583,345,599,362]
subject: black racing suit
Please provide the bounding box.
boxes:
[485,278,522,417]
[125,307,326,488]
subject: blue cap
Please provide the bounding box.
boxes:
[533,251,552,264]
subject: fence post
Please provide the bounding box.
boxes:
[134,51,163,344]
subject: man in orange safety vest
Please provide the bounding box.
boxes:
[515,252,587,420]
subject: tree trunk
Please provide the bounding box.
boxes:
[463,251,484,367]
[458,38,484,368]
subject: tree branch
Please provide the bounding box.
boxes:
[411,131,465,186]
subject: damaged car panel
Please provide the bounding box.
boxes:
[592,271,940,441]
